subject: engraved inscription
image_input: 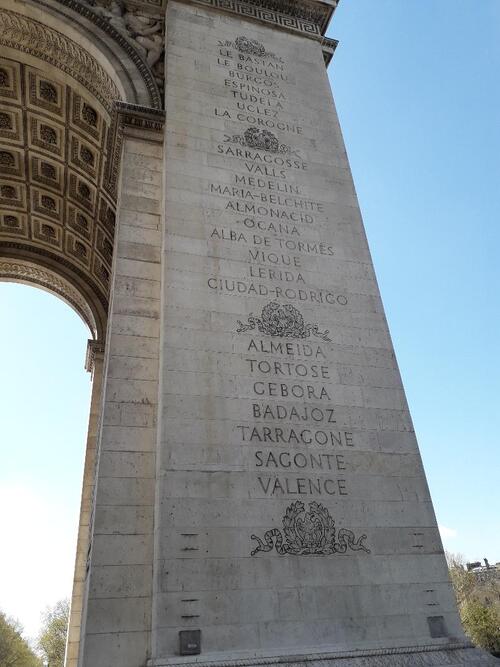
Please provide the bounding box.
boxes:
[186,33,370,550]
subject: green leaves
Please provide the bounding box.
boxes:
[37,599,69,667]
[447,552,500,654]
[461,601,500,653]
[0,611,41,667]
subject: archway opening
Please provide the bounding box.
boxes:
[0,282,93,645]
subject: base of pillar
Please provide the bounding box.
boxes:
[149,643,498,667]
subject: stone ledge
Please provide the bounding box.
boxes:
[115,102,166,140]
[148,644,499,667]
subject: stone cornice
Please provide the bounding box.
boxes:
[184,0,339,39]
[322,35,338,66]
[115,101,166,134]
[102,102,164,202]
[85,339,105,372]
[98,102,164,212]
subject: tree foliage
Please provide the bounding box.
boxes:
[37,599,69,667]
[446,552,500,654]
[0,611,41,667]
[461,600,500,653]
[447,552,477,606]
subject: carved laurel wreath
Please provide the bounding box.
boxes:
[224,127,298,156]
[218,35,283,61]
[237,302,331,342]
[251,501,370,556]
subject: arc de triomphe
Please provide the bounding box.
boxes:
[0,1,494,666]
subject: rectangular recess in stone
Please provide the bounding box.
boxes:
[179,629,201,655]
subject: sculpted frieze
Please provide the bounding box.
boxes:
[243,0,333,32]
[85,0,165,81]
[187,0,336,38]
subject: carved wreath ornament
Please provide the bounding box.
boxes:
[235,35,266,56]
[251,502,370,556]
[225,127,297,156]
[237,302,331,342]
[218,35,283,61]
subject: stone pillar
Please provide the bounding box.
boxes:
[148,2,494,666]
[74,3,498,667]
[78,105,165,667]
[65,341,104,667]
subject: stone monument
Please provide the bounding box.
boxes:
[0,0,496,665]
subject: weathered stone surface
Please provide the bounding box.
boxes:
[146,3,494,666]
[4,1,492,666]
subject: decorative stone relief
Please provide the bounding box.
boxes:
[237,302,332,342]
[0,112,12,128]
[218,35,283,61]
[0,151,14,167]
[86,0,165,83]
[0,9,120,111]
[99,100,164,203]
[85,339,105,372]
[247,0,334,31]
[26,0,162,108]
[250,501,370,556]
[189,0,325,37]
[39,81,58,103]
[224,127,298,155]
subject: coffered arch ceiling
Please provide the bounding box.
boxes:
[0,0,163,341]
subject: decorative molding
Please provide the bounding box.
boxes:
[85,338,105,372]
[321,35,338,66]
[0,259,97,336]
[239,0,334,33]
[251,501,370,556]
[101,102,164,189]
[0,9,120,112]
[237,302,331,342]
[187,0,336,39]
[0,241,108,313]
[102,110,124,201]
[191,0,319,36]
[115,101,166,132]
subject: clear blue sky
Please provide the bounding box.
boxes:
[0,286,91,639]
[0,0,499,641]
[328,0,500,561]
